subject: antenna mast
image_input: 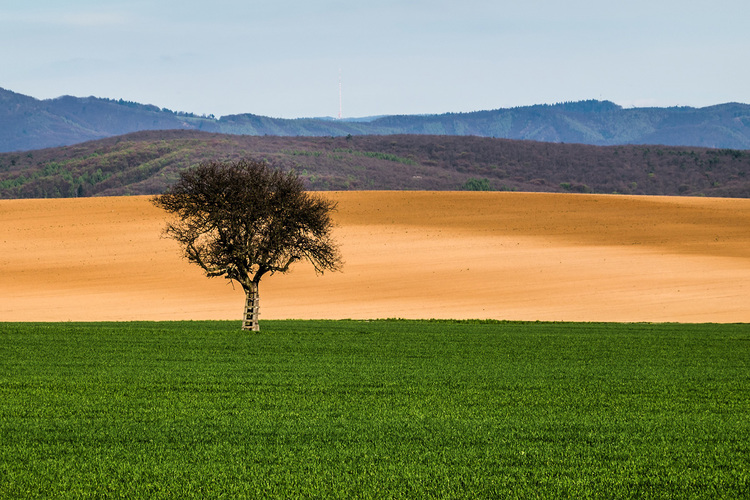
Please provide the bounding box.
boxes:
[338,69,342,120]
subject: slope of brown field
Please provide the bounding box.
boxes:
[1,192,748,323]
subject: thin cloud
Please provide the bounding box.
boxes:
[1,10,129,28]
[58,12,129,27]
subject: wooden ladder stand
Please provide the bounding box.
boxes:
[243,292,260,331]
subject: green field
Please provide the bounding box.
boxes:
[1,320,748,498]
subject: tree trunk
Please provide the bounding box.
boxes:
[242,282,260,331]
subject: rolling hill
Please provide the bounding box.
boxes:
[1,130,748,198]
[2,87,750,152]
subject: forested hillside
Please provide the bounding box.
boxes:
[3,88,750,152]
[1,130,748,198]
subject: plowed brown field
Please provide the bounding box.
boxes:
[1,192,748,323]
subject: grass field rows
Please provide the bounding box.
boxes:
[1,320,748,498]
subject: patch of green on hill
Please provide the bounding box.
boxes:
[1,320,748,498]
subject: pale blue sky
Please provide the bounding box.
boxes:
[1,0,747,118]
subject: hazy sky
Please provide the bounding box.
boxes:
[2,0,748,118]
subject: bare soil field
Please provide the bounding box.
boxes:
[1,192,748,323]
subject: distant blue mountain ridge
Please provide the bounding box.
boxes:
[1,87,749,152]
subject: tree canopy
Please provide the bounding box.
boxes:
[152,159,342,330]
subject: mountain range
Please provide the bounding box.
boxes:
[2,87,750,153]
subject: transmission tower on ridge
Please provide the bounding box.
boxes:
[338,69,342,120]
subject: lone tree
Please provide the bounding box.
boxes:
[152,159,341,331]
